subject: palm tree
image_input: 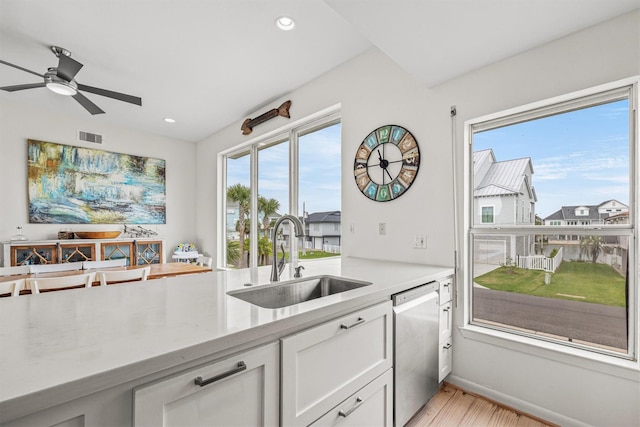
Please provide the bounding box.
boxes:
[226,240,240,266]
[580,236,603,264]
[259,197,280,239]
[257,236,273,266]
[227,184,250,268]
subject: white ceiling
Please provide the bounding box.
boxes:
[1,0,638,142]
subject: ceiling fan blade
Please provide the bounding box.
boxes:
[56,55,83,81]
[72,92,105,115]
[77,83,142,106]
[1,82,46,92]
[0,60,44,78]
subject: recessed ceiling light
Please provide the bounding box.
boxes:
[164,118,176,123]
[275,16,295,31]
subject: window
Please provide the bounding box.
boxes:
[481,206,494,223]
[222,111,341,269]
[465,80,637,359]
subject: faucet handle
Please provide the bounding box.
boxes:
[294,265,305,278]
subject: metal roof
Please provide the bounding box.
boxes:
[474,154,533,198]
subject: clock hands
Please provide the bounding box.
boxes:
[375,147,394,184]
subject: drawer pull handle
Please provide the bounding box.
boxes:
[443,343,452,350]
[338,397,364,417]
[340,317,365,330]
[443,283,450,287]
[442,307,450,312]
[194,361,246,387]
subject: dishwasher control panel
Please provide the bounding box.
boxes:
[392,281,438,306]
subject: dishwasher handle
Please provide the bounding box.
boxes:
[393,290,438,314]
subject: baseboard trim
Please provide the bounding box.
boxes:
[445,375,592,427]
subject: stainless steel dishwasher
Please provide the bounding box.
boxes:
[393,281,440,426]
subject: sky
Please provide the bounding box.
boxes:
[473,99,630,218]
[227,123,342,216]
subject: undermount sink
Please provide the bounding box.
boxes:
[227,275,372,309]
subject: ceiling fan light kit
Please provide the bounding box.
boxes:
[0,45,142,115]
[45,70,77,96]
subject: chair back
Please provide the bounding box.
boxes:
[0,279,25,297]
[0,265,30,276]
[28,273,95,294]
[29,262,84,274]
[195,255,213,268]
[83,259,127,269]
[96,266,150,286]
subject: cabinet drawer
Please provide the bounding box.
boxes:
[439,301,452,342]
[439,337,452,382]
[281,301,393,427]
[439,277,452,304]
[310,369,393,427]
[134,342,279,427]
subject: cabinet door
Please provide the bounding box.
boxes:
[135,241,163,265]
[134,342,279,427]
[310,369,393,427]
[11,245,57,266]
[281,301,392,427]
[439,301,452,343]
[101,242,134,265]
[439,277,452,304]
[439,337,453,382]
[60,243,95,263]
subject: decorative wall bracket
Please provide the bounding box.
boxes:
[241,100,291,135]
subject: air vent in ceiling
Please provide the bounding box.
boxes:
[78,130,103,144]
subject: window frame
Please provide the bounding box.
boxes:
[461,77,639,368]
[219,106,341,269]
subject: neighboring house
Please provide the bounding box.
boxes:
[543,200,628,226]
[275,211,341,252]
[473,149,537,264]
[305,211,341,250]
[543,202,629,271]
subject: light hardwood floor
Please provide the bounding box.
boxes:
[406,383,557,427]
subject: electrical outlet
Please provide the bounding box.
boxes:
[414,234,427,249]
[378,222,386,235]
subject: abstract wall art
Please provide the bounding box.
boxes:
[28,139,166,224]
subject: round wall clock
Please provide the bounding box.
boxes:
[353,125,420,202]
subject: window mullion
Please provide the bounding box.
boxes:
[289,128,299,268]
[249,144,259,269]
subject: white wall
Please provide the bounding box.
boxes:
[0,98,198,263]
[197,10,639,426]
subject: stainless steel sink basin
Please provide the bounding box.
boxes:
[227,275,372,308]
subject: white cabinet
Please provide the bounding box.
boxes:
[281,301,393,427]
[438,277,453,382]
[439,300,452,342]
[439,337,453,382]
[310,369,393,427]
[133,342,279,427]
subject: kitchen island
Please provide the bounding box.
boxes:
[0,257,453,426]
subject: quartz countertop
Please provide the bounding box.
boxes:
[0,257,453,423]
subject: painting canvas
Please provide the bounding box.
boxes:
[28,140,166,224]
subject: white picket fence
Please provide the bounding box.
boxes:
[322,244,341,254]
[517,247,563,273]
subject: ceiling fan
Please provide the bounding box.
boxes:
[0,46,142,115]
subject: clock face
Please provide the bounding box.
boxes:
[354,125,420,202]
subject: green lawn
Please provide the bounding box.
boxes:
[281,250,340,261]
[474,261,626,306]
[298,250,340,260]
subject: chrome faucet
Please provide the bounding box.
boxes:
[271,214,305,282]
